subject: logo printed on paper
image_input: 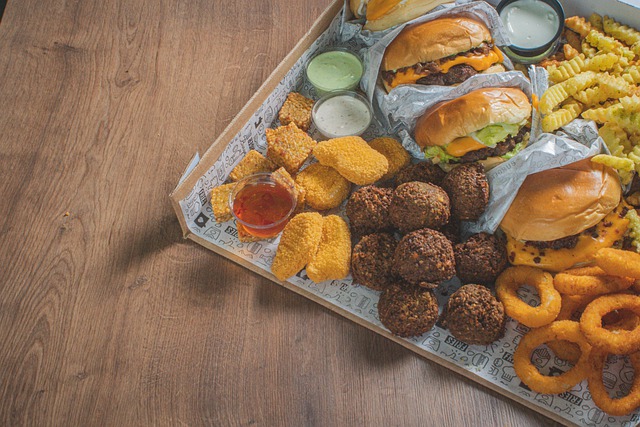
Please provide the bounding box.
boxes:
[195,213,209,228]
[558,391,582,406]
[445,335,468,351]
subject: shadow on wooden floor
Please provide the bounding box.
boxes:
[0,0,6,22]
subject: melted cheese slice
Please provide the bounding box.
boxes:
[445,136,487,157]
[388,46,503,88]
[440,46,503,73]
[506,203,630,273]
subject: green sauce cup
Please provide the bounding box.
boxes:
[306,48,364,96]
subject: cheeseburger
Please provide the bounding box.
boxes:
[414,87,531,165]
[381,17,505,91]
[350,0,454,31]
[500,158,631,273]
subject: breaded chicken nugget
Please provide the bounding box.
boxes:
[313,136,389,185]
[369,137,410,181]
[306,215,351,283]
[271,212,323,281]
[229,150,277,182]
[278,92,314,131]
[295,163,351,210]
[266,123,316,174]
[210,183,235,222]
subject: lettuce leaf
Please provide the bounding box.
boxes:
[501,132,530,160]
[424,146,459,164]
[470,122,522,147]
[424,123,528,162]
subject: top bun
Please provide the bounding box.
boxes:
[382,17,492,71]
[414,87,531,148]
[500,158,622,241]
[364,0,454,31]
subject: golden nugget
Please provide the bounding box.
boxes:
[313,136,388,185]
[271,212,323,281]
[295,163,351,210]
[369,137,410,181]
[306,215,352,283]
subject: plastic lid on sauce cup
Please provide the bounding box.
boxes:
[497,0,565,63]
[305,48,364,95]
[229,172,297,239]
[312,90,373,139]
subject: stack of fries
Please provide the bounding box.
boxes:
[539,13,640,184]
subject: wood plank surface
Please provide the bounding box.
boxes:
[0,1,560,426]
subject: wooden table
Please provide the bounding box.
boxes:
[0,1,560,425]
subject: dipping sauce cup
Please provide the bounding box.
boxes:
[229,173,297,239]
[306,48,364,95]
[497,0,565,64]
[312,90,373,139]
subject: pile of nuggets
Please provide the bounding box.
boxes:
[495,249,640,416]
[210,91,511,347]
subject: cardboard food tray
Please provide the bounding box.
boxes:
[170,1,640,425]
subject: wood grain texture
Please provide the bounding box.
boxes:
[0,1,559,426]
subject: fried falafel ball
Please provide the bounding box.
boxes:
[389,182,450,233]
[441,284,505,345]
[454,233,508,285]
[351,233,397,291]
[346,186,393,235]
[395,162,446,187]
[393,228,455,287]
[378,282,439,337]
[440,218,461,244]
[441,163,489,221]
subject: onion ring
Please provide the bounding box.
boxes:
[554,266,634,295]
[548,293,639,363]
[514,320,591,394]
[588,349,640,416]
[548,294,596,363]
[496,266,561,328]
[580,294,640,354]
[605,309,640,332]
[594,248,640,280]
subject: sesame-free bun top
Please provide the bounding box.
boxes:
[414,87,531,148]
[382,17,492,72]
[500,158,622,242]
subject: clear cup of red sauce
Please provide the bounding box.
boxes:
[229,173,297,239]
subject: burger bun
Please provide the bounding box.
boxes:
[500,158,622,242]
[382,17,492,72]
